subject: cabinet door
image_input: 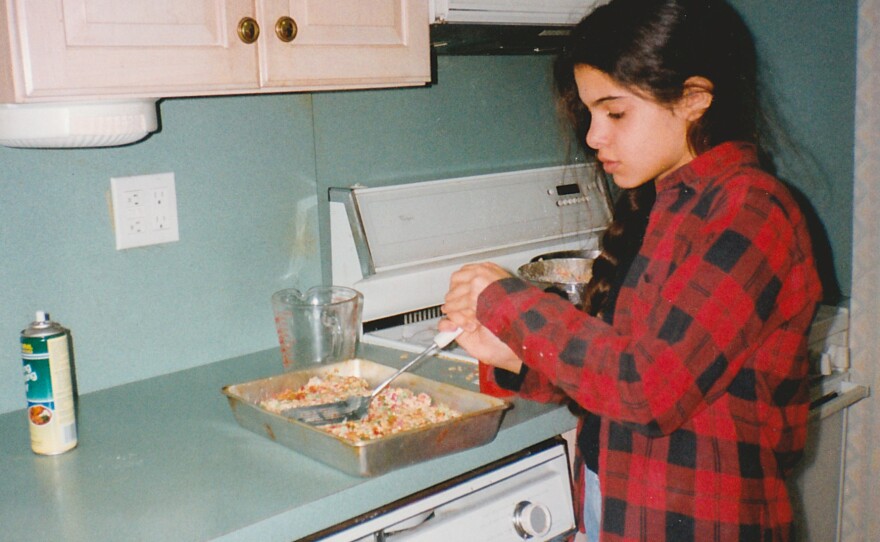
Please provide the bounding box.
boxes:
[257,0,429,90]
[8,0,258,100]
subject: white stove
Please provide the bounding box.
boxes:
[321,164,611,541]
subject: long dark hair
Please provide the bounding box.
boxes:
[554,0,761,317]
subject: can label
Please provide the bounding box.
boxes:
[22,332,77,454]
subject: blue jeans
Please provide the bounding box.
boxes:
[583,467,601,542]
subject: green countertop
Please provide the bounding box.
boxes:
[1,343,577,541]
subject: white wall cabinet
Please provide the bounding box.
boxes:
[0,0,430,102]
[257,0,429,90]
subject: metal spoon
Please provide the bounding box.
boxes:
[282,328,463,425]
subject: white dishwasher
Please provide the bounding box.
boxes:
[309,439,576,541]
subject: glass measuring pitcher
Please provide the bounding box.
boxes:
[271,286,363,370]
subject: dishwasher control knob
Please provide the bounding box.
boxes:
[513,500,552,539]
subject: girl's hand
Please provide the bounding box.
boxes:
[440,262,523,373]
[440,318,524,373]
[441,262,512,332]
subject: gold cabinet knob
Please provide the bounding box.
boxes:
[275,16,298,42]
[237,17,260,44]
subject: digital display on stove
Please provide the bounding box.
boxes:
[555,183,581,196]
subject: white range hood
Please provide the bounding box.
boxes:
[0,99,159,149]
[431,0,600,25]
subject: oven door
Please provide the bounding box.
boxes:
[310,439,577,542]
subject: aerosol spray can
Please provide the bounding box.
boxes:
[21,311,77,455]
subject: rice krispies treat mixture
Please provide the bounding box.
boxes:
[260,370,461,443]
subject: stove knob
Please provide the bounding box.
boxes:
[513,500,552,539]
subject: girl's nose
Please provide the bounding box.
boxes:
[585,120,603,150]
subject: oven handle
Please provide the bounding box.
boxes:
[378,511,435,538]
[808,381,869,421]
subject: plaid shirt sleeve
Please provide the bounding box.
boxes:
[476,143,822,541]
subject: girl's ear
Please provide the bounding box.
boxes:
[679,76,714,121]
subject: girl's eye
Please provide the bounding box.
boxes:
[608,111,625,120]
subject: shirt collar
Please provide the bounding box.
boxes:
[655,141,760,195]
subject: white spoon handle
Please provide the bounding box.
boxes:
[434,327,463,349]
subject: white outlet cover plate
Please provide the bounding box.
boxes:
[110,172,179,250]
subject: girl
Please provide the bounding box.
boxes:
[439,1,822,541]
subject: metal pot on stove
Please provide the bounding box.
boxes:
[517,249,601,310]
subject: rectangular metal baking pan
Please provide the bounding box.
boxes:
[222,359,511,477]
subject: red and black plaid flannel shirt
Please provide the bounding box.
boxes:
[480,142,822,542]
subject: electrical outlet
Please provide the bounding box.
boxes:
[110,173,179,250]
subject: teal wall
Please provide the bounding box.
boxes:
[0,0,857,415]
[0,94,323,415]
[0,57,567,415]
[731,0,857,303]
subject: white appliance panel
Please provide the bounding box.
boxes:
[355,166,608,271]
[329,164,611,322]
[318,442,576,541]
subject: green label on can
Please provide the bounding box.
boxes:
[22,336,57,406]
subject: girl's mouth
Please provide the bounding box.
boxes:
[600,160,620,174]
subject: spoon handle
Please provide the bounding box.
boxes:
[369,328,463,400]
[433,327,464,349]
